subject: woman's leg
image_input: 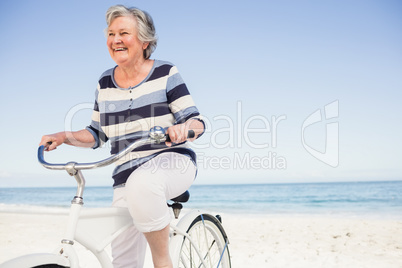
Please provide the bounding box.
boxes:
[111,187,147,268]
[125,152,196,267]
[143,225,172,268]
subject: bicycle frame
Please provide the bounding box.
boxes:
[1,128,216,268]
[1,200,209,268]
[73,207,209,268]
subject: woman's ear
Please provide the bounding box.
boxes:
[143,42,149,50]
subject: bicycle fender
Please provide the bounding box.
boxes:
[176,209,204,232]
[0,253,70,268]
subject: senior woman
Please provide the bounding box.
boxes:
[39,5,204,268]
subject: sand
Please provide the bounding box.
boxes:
[0,211,401,267]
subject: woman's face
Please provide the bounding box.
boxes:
[107,16,148,66]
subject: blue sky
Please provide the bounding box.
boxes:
[0,0,401,187]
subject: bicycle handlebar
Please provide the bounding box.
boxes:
[38,138,152,170]
[38,126,195,171]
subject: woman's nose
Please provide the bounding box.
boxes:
[113,34,122,44]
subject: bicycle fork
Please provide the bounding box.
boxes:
[57,163,86,267]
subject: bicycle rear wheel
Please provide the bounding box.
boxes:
[178,214,231,268]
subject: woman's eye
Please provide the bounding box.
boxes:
[108,33,115,36]
[121,32,128,35]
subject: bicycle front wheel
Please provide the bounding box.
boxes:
[178,214,231,268]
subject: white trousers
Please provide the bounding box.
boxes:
[111,152,196,268]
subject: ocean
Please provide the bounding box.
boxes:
[1,181,401,220]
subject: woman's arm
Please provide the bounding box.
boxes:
[39,129,96,151]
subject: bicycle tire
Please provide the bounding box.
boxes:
[177,214,231,268]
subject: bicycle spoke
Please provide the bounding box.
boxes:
[199,239,216,268]
[216,240,229,267]
[200,214,213,268]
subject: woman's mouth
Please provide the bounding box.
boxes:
[114,47,127,52]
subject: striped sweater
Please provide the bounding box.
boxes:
[87,60,203,187]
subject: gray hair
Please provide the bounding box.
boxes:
[105,5,157,59]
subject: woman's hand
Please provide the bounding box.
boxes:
[165,119,204,147]
[39,129,96,151]
[165,124,187,147]
[39,132,66,151]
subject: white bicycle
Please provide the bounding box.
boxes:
[0,127,231,268]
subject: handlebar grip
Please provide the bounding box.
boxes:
[165,130,195,143]
[188,130,195,139]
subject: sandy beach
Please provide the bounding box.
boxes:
[1,211,401,267]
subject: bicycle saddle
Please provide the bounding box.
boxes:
[170,190,190,203]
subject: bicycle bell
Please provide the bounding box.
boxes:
[149,126,166,143]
